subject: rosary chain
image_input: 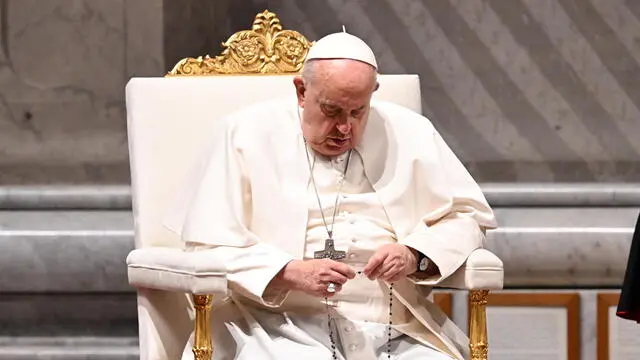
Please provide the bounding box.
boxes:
[388,283,393,359]
[324,271,395,359]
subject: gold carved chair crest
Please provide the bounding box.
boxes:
[168,10,313,76]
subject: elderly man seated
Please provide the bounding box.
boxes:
[167,32,497,360]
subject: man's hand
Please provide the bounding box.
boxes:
[271,259,356,297]
[363,244,418,282]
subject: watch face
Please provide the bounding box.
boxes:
[419,257,428,271]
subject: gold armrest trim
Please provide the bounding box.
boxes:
[192,294,214,360]
[469,290,489,360]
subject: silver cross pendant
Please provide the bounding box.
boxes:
[314,238,346,260]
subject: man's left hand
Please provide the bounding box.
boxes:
[363,244,417,282]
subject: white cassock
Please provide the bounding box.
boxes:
[165,98,497,360]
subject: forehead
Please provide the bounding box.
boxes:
[309,60,376,96]
[312,80,374,110]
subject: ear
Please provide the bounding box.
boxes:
[374,82,380,92]
[293,76,306,107]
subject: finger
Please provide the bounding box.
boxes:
[369,253,400,279]
[379,264,404,282]
[363,252,388,277]
[316,283,342,297]
[387,272,405,283]
[319,271,348,285]
[373,261,398,280]
[329,261,356,279]
[324,289,339,297]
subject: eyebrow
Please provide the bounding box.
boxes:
[321,102,340,110]
[320,102,366,112]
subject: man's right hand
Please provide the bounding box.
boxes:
[271,259,356,297]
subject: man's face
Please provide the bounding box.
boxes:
[294,59,378,157]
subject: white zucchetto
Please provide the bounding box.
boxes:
[305,31,378,70]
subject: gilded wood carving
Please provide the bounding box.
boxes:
[469,290,489,360]
[192,294,214,360]
[168,10,313,76]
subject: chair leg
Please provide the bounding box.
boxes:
[469,290,489,360]
[192,294,214,360]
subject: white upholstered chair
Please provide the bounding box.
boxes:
[125,10,503,360]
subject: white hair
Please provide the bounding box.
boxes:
[301,60,319,85]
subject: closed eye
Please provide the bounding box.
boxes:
[321,104,341,118]
[351,106,366,117]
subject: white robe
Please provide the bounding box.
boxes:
[288,147,414,325]
[165,98,497,360]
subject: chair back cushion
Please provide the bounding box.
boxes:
[126,75,422,250]
[125,74,422,359]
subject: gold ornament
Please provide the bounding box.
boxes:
[168,10,313,76]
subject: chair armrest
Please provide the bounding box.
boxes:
[126,247,228,295]
[437,249,504,290]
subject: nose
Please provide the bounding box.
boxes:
[336,117,352,134]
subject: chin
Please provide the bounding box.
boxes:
[322,145,351,157]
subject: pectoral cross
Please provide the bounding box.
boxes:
[314,238,346,260]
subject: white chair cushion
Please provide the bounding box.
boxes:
[127,248,228,295]
[438,249,504,290]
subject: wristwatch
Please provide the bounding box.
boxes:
[417,252,430,272]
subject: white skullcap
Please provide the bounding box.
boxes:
[305,31,378,69]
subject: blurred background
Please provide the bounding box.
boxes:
[0,0,638,359]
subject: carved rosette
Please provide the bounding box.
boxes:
[470,343,488,360]
[193,294,213,308]
[193,347,212,360]
[168,10,313,76]
[469,290,489,305]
